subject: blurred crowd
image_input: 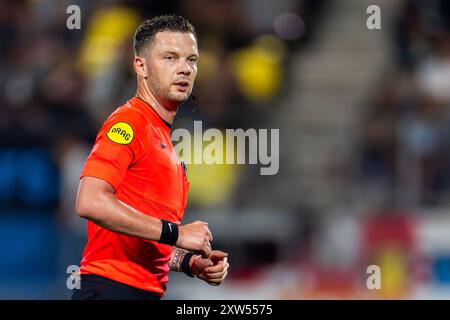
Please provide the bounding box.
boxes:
[360,0,450,208]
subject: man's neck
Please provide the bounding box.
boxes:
[135,86,178,125]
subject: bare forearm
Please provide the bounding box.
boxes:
[78,190,163,242]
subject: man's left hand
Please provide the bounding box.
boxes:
[190,250,229,286]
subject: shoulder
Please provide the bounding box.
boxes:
[108,102,148,127]
[101,102,148,145]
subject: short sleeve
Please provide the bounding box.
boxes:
[81,109,147,192]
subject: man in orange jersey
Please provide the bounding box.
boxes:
[72,15,229,300]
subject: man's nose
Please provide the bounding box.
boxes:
[177,60,191,75]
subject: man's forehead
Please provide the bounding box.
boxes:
[152,31,198,52]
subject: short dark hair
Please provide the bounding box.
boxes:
[133,15,197,55]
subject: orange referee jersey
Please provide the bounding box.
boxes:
[79,97,190,296]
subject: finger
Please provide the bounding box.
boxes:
[204,260,225,273]
[196,273,207,281]
[200,245,211,259]
[210,250,228,262]
[193,257,213,270]
[206,227,213,242]
[204,241,212,255]
[220,263,229,279]
[203,271,224,279]
[221,269,228,282]
[206,277,223,286]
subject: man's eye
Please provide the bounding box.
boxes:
[165,56,175,60]
[189,58,198,63]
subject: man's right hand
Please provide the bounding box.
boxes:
[176,221,213,258]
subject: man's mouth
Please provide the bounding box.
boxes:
[173,80,190,92]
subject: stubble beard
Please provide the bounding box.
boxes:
[165,87,191,108]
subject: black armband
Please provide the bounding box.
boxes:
[182,252,195,278]
[159,220,179,246]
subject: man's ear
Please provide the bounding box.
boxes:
[134,56,147,79]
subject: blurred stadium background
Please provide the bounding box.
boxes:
[2,0,450,299]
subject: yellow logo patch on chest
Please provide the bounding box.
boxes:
[107,122,134,145]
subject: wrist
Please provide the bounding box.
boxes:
[188,254,197,270]
[182,252,195,278]
[158,220,178,245]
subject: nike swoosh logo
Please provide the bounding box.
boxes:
[160,142,167,149]
[168,223,172,232]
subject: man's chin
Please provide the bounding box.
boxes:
[164,93,190,110]
[168,93,190,103]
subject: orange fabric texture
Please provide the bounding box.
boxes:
[79,97,190,296]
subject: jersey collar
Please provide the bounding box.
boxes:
[131,96,172,130]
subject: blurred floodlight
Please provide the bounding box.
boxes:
[273,12,305,41]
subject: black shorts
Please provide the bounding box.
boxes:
[70,274,162,300]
